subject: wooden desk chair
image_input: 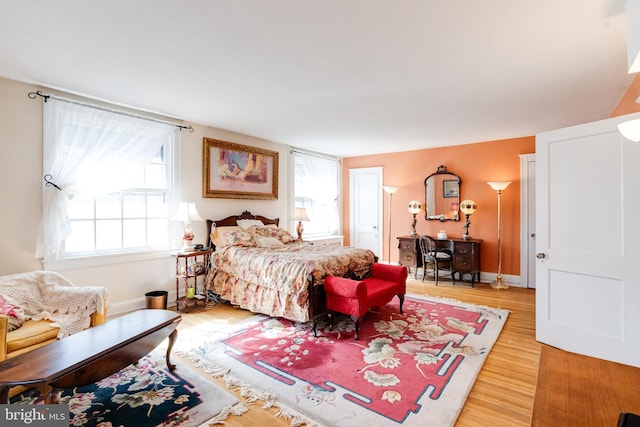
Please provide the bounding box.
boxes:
[419,235,454,286]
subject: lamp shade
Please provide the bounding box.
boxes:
[487,181,512,191]
[460,199,477,215]
[174,202,202,222]
[618,119,640,142]
[292,207,310,221]
[407,200,422,214]
[382,185,399,194]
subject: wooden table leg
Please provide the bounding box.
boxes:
[46,387,63,404]
[165,329,177,371]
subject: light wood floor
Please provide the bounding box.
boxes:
[532,344,640,427]
[173,278,539,426]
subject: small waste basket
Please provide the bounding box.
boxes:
[145,290,168,309]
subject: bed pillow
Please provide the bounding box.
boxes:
[247,225,297,244]
[210,225,243,249]
[256,236,285,248]
[0,293,27,332]
[272,228,297,244]
[236,219,265,229]
[225,229,257,247]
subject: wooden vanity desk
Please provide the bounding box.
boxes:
[397,235,482,286]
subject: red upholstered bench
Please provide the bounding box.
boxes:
[324,263,408,339]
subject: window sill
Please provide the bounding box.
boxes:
[42,249,173,271]
[304,235,344,247]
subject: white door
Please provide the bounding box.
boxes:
[536,113,640,368]
[519,154,536,288]
[349,167,382,258]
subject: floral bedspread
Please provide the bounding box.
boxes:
[207,242,376,322]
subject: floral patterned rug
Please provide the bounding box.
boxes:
[11,350,242,426]
[182,294,509,427]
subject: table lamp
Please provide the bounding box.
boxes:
[408,200,422,236]
[292,207,310,240]
[175,202,203,252]
[460,199,477,240]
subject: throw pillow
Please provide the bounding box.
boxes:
[256,236,285,248]
[248,225,297,244]
[0,293,27,332]
[210,225,243,249]
[225,230,256,247]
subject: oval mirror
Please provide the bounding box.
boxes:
[424,165,461,222]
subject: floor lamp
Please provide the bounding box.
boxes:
[487,181,511,289]
[383,185,399,264]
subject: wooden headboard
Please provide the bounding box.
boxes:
[206,210,280,249]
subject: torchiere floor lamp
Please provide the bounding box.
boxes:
[487,181,511,289]
[382,185,399,264]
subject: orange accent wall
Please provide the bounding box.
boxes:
[611,74,640,116]
[342,137,535,277]
[342,75,639,280]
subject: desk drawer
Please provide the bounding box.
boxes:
[400,252,416,266]
[399,241,416,251]
[453,255,473,271]
[454,243,473,255]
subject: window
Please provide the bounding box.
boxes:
[63,146,173,255]
[291,149,341,236]
[36,98,179,259]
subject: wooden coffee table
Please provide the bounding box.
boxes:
[0,309,181,403]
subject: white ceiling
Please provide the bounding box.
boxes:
[0,0,635,157]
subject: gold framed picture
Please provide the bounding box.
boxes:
[202,137,278,200]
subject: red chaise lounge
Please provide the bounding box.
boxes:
[323,263,408,339]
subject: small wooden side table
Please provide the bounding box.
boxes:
[170,248,213,313]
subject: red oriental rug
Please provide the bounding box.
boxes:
[182,294,509,427]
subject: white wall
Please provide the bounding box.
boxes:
[0,76,290,316]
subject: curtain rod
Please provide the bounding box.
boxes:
[27,90,194,133]
[290,146,341,161]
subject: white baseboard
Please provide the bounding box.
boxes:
[410,268,525,288]
[480,272,524,288]
[108,290,178,317]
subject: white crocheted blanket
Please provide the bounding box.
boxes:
[0,270,108,338]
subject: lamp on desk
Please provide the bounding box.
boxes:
[460,199,477,240]
[408,200,422,236]
[174,202,203,252]
[292,207,310,240]
[487,181,511,289]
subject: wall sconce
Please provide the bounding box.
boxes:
[408,200,422,236]
[292,207,310,240]
[487,181,511,289]
[174,202,203,252]
[382,185,400,263]
[460,199,477,240]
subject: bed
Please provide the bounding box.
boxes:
[205,211,376,324]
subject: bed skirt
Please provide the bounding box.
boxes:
[206,269,325,323]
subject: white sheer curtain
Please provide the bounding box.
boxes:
[293,150,340,235]
[36,98,176,259]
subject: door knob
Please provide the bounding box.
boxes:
[536,253,546,259]
[530,233,536,238]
